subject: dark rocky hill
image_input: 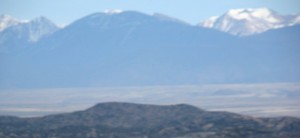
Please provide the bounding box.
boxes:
[0,102,299,138]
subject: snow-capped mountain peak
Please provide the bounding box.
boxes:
[226,8,280,23]
[199,8,300,36]
[103,9,123,14]
[0,14,23,31]
[226,8,252,20]
[251,8,273,18]
[200,16,218,28]
[25,16,60,42]
[226,8,273,19]
[31,16,53,24]
[0,15,60,43]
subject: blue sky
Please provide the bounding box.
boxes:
[1,0,300,25]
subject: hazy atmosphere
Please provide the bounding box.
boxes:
[0,1,300,137]
[1,0,300,116]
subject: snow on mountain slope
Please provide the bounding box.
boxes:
[199,8,300,36]
[103,9,124,14]
[0,15,60,43]
[20,16,60,42]
[0,14,27,31]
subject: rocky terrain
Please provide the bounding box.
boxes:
[0,102,299,138]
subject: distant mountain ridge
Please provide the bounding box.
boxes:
[0,102,299,138]
[0,15,59,44]
[0,10,299,89]
[199,8,300,36]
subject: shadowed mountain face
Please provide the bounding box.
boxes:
[0,102,299,138]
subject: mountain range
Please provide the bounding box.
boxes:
[0,8,300,89]
[0,102,299,138]
[199,8,300,36]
